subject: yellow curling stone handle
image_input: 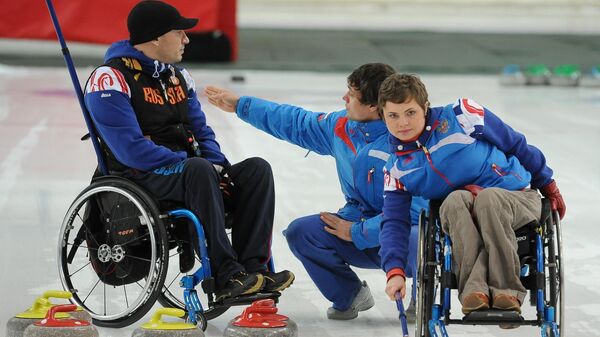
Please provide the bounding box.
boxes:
[142,308,197,330]
[15,291,72,319]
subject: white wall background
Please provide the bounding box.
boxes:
[238,0,600,33]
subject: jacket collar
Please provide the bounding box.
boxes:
[346,116,388,143]
[104,40,173,78]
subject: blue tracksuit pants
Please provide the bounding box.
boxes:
[285,213,418,311]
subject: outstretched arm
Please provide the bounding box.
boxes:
[206,86,337,155]
[204,86,239,113]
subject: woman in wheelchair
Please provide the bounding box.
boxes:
[377,74,566,316]
[83,0,294,303]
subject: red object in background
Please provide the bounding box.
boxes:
[0,0,237,60]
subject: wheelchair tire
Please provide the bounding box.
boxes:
[546,210,564,335]
[57,176,169,328]
[416,208,436,337]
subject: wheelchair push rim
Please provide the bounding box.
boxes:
[552,210,564,336]
[57,181,168,327]
[415,208,437,337]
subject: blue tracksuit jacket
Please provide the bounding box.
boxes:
[236,96,426,250]
[380,98,554,274]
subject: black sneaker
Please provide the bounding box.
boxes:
[215,271,264,302]
[260,270,295,292]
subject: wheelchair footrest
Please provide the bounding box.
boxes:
[217,291,281,307]
[462,310,524,324]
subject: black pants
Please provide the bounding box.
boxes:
[123,157,275,288]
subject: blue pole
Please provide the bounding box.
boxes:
[395,293,410,337]
[44,0,108,175]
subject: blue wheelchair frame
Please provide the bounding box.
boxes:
[167,209,275,325]
[418,200,562,337]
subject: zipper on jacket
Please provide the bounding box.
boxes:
[491,163,523,180]
[418,141,455,188]
[492,163,504,177]
[158,79,169,102]
[367,167,375,183]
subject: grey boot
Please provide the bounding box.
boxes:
[327,281,375,320]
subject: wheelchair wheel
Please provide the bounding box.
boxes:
[545,210,564,335]
[416,208,437,337]
[156,237,230,320]
[57,177,169,328]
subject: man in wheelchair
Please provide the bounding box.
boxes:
[377,74,566,317]
[83,0,294,302]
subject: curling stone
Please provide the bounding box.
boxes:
[132,308,204,337]
[22,304,98,337]
[66,306,93,322]
[223,299,298,337]
[549,64,581,86]
[499,64,526,86]
[525,64,551,85]
[580,66,600,87]
[6,291,73,337]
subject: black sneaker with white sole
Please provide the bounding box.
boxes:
[215,271,264,302]
[260,270,295,292]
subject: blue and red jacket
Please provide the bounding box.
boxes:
[236,96,427,250]
[380,98,554,276]
[84,40,228,172]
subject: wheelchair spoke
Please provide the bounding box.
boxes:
[119,232,150,247]
[104,281,107,316]
[82,277,102,304]
[126,254,152,263]
[76,209,101,248]
[165,271,182,290]
[123,282,129,308]
[69,260,92,278]
[67,243,98,252]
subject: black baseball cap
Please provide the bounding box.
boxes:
[128,0,199,45]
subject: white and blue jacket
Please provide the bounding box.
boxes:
[380,98,554,274]
[236,97,427,250]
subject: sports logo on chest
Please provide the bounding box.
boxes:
[142,85,186,105]
[438,119,449,134]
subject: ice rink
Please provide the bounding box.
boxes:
[0,65,599,336]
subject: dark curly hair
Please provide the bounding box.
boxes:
[347,63,396,106]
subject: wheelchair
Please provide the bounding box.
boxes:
[57,175,280,329]
[415,197,563,337]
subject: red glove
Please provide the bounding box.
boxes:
[540,180,566,219]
